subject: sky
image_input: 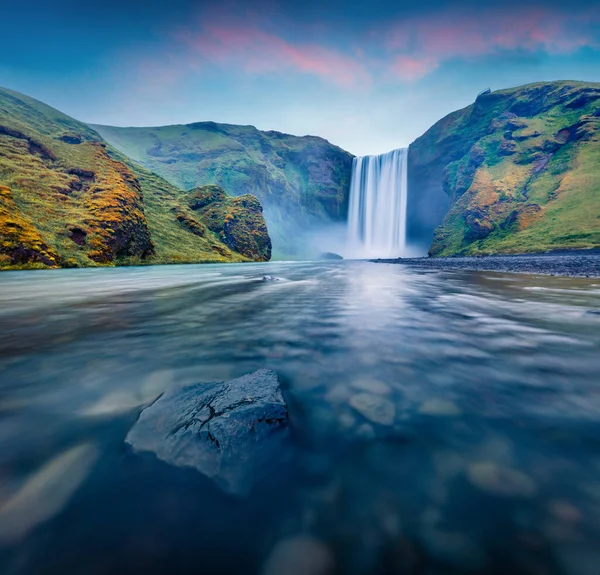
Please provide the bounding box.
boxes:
[2,0,600,155]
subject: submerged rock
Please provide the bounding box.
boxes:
[125,369,289,496]
[349,393,395,426]
[319,252,344,260]
[418,398,462,416]
[466,462,536,497]
[261,535,335,575]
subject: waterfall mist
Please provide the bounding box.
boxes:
[347,148,409,258]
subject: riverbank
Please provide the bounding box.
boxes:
[372,252,600,277]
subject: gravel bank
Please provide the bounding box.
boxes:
[372,253,600,277]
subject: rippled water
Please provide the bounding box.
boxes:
[1,261,600,574]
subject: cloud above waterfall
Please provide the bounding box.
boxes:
[132,3,600,87]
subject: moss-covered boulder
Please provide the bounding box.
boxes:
[188,185,271,262]
[408,81,600,256]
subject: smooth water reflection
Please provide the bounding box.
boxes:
[0,261,600,574]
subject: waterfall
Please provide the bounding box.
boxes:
[347,148,408,258]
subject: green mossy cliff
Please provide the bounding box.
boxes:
[179,184,271,262]
[408,81,600,256]
[0,87,271,269]
[90,122,353,258]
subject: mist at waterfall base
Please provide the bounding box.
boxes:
[264,146,424,262]
[347,148,423,259]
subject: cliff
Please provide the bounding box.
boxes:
[408,81,600,256]
[91,122,353,258]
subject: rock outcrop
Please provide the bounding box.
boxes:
[408,81,600,256]
[187,185,271,261]
[125,369,289,496]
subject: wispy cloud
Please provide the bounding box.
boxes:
[131,4,600,90]
[385,6,600,80]
[175,23,371,88]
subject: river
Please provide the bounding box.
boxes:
[0,261,599,574]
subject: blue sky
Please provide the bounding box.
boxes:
[2,0,600,155]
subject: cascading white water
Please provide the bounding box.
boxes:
[347,148,408,258]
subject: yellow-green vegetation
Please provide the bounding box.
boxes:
[187,185,271,261]
[0,184,58,269]
[0,87,268,269]
[409,81,600,256]
[91,121,353,258]
[108,154,249,265]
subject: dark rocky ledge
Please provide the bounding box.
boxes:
[126,369,289,496]
[371,252,600,278]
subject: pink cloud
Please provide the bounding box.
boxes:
[132,5,600,91]
[385,6,600,80]
[175,23,371,88]
[391,55,439,81]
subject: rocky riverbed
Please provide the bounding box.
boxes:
[373,252,600,277]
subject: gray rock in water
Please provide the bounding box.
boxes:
[319,252,343,260]
[349,393,395,426]
[261,535,335,575]
[125,369,289,496]
[262,275,280,281]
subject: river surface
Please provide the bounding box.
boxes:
[1,261,600,575]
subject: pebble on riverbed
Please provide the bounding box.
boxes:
[467,462,537,497]
[418,398,462,416]
[261,535,335,575]
[349,393,395,426]
[548,500,582,524]
[356,423,376,440]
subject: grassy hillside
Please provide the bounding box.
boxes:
[408,81,600,256]
[0,87,270,269]
[91,122,353,258]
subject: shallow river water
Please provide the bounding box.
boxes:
[1,261,600,575]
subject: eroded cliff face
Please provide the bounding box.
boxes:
[408,81,600,256]
[177,185,271,262]
[91,122,353,258]
[0,87,272,269]
[0,91,154,269]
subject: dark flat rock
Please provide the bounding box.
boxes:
[372,253,600,278]
[125,369,289,496]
